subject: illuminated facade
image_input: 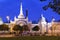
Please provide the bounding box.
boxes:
[9,2,48,33]
[1,2,60,35]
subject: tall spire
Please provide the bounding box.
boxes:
[26,9,28,18]
[18,2,25,19]
[14,16,17,21]
[41,14,46,22]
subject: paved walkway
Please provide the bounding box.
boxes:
[0,34,15,37]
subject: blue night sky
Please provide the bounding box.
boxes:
[0,0,60,23]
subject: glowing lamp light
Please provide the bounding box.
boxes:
[20,23,23,26]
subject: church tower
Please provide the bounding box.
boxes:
[18,3,25,19]
[10,2,28,26]
[15,2,28,26]
[26,9,28,23]
[40,14,47,34]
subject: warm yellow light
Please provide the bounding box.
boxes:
[20,23,23,26]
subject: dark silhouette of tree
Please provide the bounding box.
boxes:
[23,25,29,31]
[32,26,40,31]
[0,24,9,31]
[13,25,23,36]
[13,25,23,31]
[43,0,60,14]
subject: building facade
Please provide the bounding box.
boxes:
[1,2,60,35]
[9,2,48,33]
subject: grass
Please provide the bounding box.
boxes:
[0,36,60,40]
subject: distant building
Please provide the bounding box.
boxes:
[0,17,3,25]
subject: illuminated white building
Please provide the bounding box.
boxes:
[0,2,60,36]
[9,2,48,33]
